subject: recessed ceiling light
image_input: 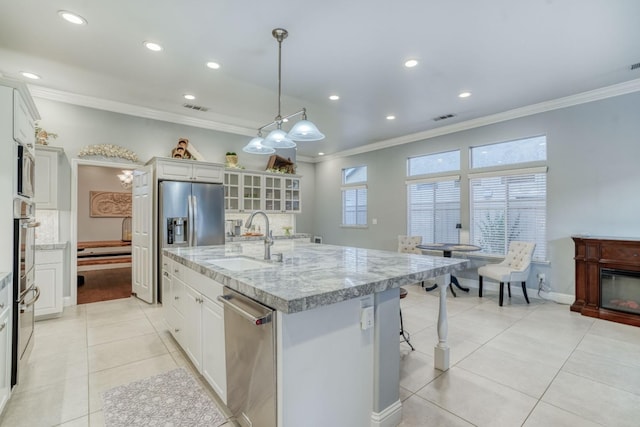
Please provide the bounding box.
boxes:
[386,115,396,120]
[58,10,87,25]
[329,95,340,101]
[404,59,418,68]
[458,91,472,98]
[183,94,195,100]
[206,61,220,69]
[144,41,163,52]
[20,71,40,80]
[318,152,325,156]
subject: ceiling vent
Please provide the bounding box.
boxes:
[432,113,456,122]
[182,103,209,112]
[631,62,640,71]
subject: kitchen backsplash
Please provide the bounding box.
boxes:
[225,213,295,236]
[35,210,59,244]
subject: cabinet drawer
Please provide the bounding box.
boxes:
[36,249,64,264]
[601,244,640,265]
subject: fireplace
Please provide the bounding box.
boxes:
[572,236,640,327]
[600,268,640,315]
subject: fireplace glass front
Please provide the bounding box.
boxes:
[600,268,640,315]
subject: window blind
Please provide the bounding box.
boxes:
[470,171,546,260]
[342,185,367,226]
[407,179,460,243]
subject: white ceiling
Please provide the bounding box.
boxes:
[1,1,639,158]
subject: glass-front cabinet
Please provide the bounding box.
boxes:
[284,177,301,213]
[242,173,263,212]
[223,169,301,213]
[264,176,283,212]
[224,171,241,212]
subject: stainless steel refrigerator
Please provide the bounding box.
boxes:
[158,180,225,300]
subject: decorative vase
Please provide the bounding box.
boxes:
[226,155,238,166]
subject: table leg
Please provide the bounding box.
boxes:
[434,273,450,371]
[450,275,469,293]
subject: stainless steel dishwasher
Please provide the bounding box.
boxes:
[218,287,276,427]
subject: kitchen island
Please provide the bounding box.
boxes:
[163,240,467,427]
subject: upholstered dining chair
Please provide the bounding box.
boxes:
[478,241,536,306]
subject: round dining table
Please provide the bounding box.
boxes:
[416,243,481,297]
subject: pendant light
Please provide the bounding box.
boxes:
[242,28,324,154]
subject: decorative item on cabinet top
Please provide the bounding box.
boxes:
[225,152,244,169]
[170,138,205,161]
[265,154,295,174]
[34,121,58,145]
[78,144,139,163]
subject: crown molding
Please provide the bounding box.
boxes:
[28,86,257,137]
[315,77,640,163]
[27,77,640,164]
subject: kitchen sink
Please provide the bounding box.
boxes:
[209,257,274,271]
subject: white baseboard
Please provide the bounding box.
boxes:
[371,399,402,427]
[457,278,574,305]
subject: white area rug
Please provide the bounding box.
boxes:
[102,367,227,427]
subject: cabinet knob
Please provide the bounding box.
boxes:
[0,303,4,309]
[174,295,179,300]
[0,320,7,332]
[174,328,180,333]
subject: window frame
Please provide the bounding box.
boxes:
[341,165,368,228]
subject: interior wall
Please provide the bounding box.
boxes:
[32,98,317,238]
[77,165,131,242]
[312,91,640,297]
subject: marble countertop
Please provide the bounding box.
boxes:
[164,240,468,314]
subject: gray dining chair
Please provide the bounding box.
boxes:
[478,241,536,306]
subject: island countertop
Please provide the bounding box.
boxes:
[164,240,468,313]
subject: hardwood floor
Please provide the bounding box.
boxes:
[77,267,132,304]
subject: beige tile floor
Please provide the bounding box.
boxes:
[0,285,639,426]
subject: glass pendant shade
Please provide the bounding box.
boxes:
[242,136,275,154]
[287,119,325,141]
[262,128,297,148]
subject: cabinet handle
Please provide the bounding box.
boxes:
[163,271,169,277]
[174,295,179,300]
[174,268,179,273]
[0,320,7,332]
[0,303,4,309]
[174,328,180,333]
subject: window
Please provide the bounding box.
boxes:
[407,151,461,243]
[471,135,546,168]
[407,178,460,243]
[469,136,547,260]
[342,166,367,227]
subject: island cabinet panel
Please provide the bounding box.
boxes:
[35,248,66,319]
[163,259,226,404]
[277,294,377,427]
[0,281,10,415]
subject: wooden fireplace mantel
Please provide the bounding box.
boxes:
[572,236,640,327]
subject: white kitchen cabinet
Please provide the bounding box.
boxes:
[263,175,283,213]
[154,158,224,183]
[164,260,226,403]
[13,90,34,146]
[201,296,226,402]
[224,171,241,212]
[34,146,70,210]
[224,169,302,214]
[284,177,301,213]
[242,173,263,212]
[35,248,65,319]
[0,279,11,415]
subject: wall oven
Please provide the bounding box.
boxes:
[16,143,35,199]
[11,198,40,387]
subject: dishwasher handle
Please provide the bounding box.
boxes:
[217,294,272,326]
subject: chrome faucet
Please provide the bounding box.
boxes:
[245,210,273,260]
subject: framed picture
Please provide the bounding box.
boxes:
[90,191,132,218]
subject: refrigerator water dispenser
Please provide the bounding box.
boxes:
[167,217,187,244]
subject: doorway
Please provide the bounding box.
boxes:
[71,160,135,305]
